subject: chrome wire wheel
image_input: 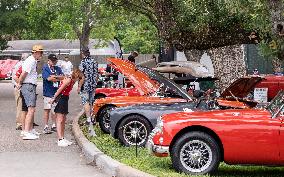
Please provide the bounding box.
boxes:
[99,105,115,133]
[102,109,111,130]
[122,120,147,146]
[180,140,213,173]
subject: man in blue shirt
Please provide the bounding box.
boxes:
[42,54,64,134]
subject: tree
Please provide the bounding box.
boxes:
[105,0,273,89]
[0,0,29,50]
[29,0,113,51]
[258,0,284,73]
[106,0,270,50]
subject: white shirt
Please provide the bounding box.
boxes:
[61,60,73,75]
[22,55,37,85]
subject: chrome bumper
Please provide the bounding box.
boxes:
[146,140,169,156]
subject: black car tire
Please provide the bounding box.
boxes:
[171,131,221,175]
[98,105,116,133]
[117,115,152,147]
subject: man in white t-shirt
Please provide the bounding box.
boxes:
[17,45,43,140]
[61,56,73,75]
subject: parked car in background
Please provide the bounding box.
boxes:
[93,58,192,133]
[95,63,141,99]
[109,75,284,147]
[153,61,213,78]
[0,59,19,79]
[94,59,284,135]
[147,91,284,175]
[110,101,210,147]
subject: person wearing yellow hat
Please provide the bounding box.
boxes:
[16,44,43,140]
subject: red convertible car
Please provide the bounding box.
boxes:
[147,90,284,175]
[0,59,19,79]
[95,64,141,99]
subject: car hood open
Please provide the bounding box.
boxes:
[107,58,159,95]
[221,77,263,98]
[153,61,213,77]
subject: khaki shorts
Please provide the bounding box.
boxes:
[43,96,52,110]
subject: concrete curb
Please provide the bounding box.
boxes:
[72,111,155,177]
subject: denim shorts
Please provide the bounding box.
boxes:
[79,91,95,106]
[21,83,37,108]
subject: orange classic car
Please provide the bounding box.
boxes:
[93,58,264,133]
[93,58,192,133]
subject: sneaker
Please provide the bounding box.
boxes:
[85,120,91,126]
[23,132,39,140]
[58,139,69,147]
[62,138,73,146]
[20,131,26,137]
[43,127,52,134]
[51,126,57,132]
[31,129,41,136]
[88,125,97,137]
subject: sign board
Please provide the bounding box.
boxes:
[188,84,195,90]
[254,88,268,103]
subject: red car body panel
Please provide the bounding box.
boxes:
[94,58,157,98]
[152,109,284,165]
[107,58,159,95]
[255,75,284,101]
[93,58,190,117]
[0,59,18,79]
[95,87,140,97]
[216,99,253,109]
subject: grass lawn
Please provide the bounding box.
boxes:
[80,117,284,177]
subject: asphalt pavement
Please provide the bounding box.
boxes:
[0,81,108,177]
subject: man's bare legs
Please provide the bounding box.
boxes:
[43,109,56,134]
[24,107,35,132]
[84,102,91,121]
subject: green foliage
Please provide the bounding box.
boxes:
[115,15,159,54]
[23,0,57,39]
[0,0,29,49]
[106,0,272,50]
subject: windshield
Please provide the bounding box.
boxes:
[267,90,284,118]
[136,65,193,100]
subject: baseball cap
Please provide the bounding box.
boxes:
[32,45,44,53]
[48,54,58,61]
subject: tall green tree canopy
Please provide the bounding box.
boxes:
[0,0,29,50]
[25,0,158,53]
[106,0,271,50]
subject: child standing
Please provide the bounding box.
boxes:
[50,69,84,147]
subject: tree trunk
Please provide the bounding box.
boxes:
[268,0,284,70]
[208,45,247,91]
[272,57,282,73]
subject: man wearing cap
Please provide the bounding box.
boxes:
[79,48,98,126]
[42,54,64,134]
[128,51,139,63]
[16,44,43,140]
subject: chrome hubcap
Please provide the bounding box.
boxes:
[180,140,212,173]
[102,108,113,130]
[123,121,147,146]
